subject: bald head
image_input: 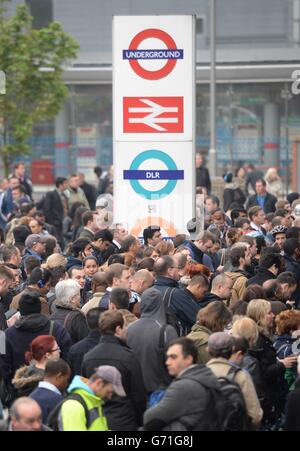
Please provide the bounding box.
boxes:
[10,397,42,431]
[131,269,154,294]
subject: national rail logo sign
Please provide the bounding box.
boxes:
[123,28,184,80]
[123,97,184,133]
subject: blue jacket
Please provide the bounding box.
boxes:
[184,241,214,272]
[30,385,63,423]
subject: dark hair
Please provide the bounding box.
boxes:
[0,245,19,263]
[94,229,113,243]
[68,202,85,221]
[20,203,35,216]
[277,271,297,287]
[109,288,130,310]
[235,217,250,229]
[256,178,267,187]
[136,257,155,272]
[286,227,300,240]
[86,308,102,330]
[82,210,94,227]
[107,254,125,266]
[28,267,52,287]
[230,208,247,223]
[259,250,282,270]
[120,235,139,253]
[83,256,98,267]
[13,225,31,243]
[168,337,198,364]
[49,266,67,287]
[55,177,67,188]
[242,284,266,303]
[143,225,160,245]
[99,310,124,335]
[24,256,41,274]
[197,301,232,332]
[44,236,57,260]
[256,235,266,254]
[206,195,220,207]
[284,238,300,257]
[248,206,263,221]
[230,246,247,267]
[67,265,83,278]
[70,238,91,258]
[44,359,70,378]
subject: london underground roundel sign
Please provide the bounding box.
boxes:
[123,28,183,80]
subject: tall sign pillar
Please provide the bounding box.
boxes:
[113,15,195,238]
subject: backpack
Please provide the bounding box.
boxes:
[162,287,184,336]
[208,366,251,431]
[47,393,91,431]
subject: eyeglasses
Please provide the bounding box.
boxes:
[49,347,60,353]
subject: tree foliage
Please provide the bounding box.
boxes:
[0,1,79,173]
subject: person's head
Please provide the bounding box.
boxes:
[13,224,31,244]
[187,274,209,300]
[239,235,257,257]
[69,174,80,189]
[230,208,248,225]
[44,359,71,393]
[195,152,203,168]
[262,279,284,303]
[12,185,24,201]
[259,250,282,276]
[87,366,126,400]
[143,246,160,261]
[25,234,47,256]
[247,299,274,335]
[86,307,102,330]
[166,337,198,377]
[107,254,125,266]
[68,266,85,289]
[55,279,81,309]
[0,245,21,266]
[231,317,259,348]
[154,239,174,256]
[284,238,300,260]
[271,225,287,250]
[136,257,155,272]
[71,238,93,259]
[91,271,108,293]
[14,162,26,178]
[83,256,99,278]
[154,255,180,281]
[230,245,252,270]
[82,210,98,233]
[275,310,300,337]
[55,177,68,191]
[230,335,249,365]
[248,206,265,226]
[25,335,60,366]
[93,229,113,252]
[143,226,162,246]
[185,262,211,280]
[24,256,41,276]
[10,398,42,431]
[225,227,242,247]
[28,219,43,235]
[113,224,128,245]
[286,226,300,241]
[130,269,154,294]
[205,195,220,213]
[28,267,52,295]
[242,284,266,303]
[19,291,41,316]
[120,235,141,255]
[196,301,232,332]
[211,273,233,301]
[277,272,297,301]
[109,288,130,311]
[0,264,17,296]
[255,179,267,196]
[99,310,127,342]
[45,253,67,270]
[207,332,235,360]
[105,263,132,291]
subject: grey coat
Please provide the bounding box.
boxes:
[127,288,177,393]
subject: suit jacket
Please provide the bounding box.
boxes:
[43,190,65,232]
[246,192,277,214]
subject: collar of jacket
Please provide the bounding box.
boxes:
[257,267,277,278]
[154,276,179,288]
[99,334,129,348]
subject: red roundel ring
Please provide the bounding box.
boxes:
[128,28,177,80]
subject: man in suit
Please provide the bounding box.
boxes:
[43,177,68,246]
[246,179,277,214]
[195,153,211,194]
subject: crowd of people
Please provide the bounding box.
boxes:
[0,159,300,431]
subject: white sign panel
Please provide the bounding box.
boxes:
[113,15,195,237]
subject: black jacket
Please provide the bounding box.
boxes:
[43,189,65,233]
[81,182,96,210]
[50,305,89,344]
[81,334,147,431]
[68,330,101,377]
[196,166,211,193]
[0,314,72,382]
[284,378,300,431]
[246,192,277,214]
[199,292,224,310]
[246,267,277,287]
[284,255,300,306]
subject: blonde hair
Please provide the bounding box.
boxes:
[232,316,259,347]
[246,299,271,336]
[46,253,67,269]
[155,240,174,256]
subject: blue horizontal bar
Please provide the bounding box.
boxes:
[123,170,184,180]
